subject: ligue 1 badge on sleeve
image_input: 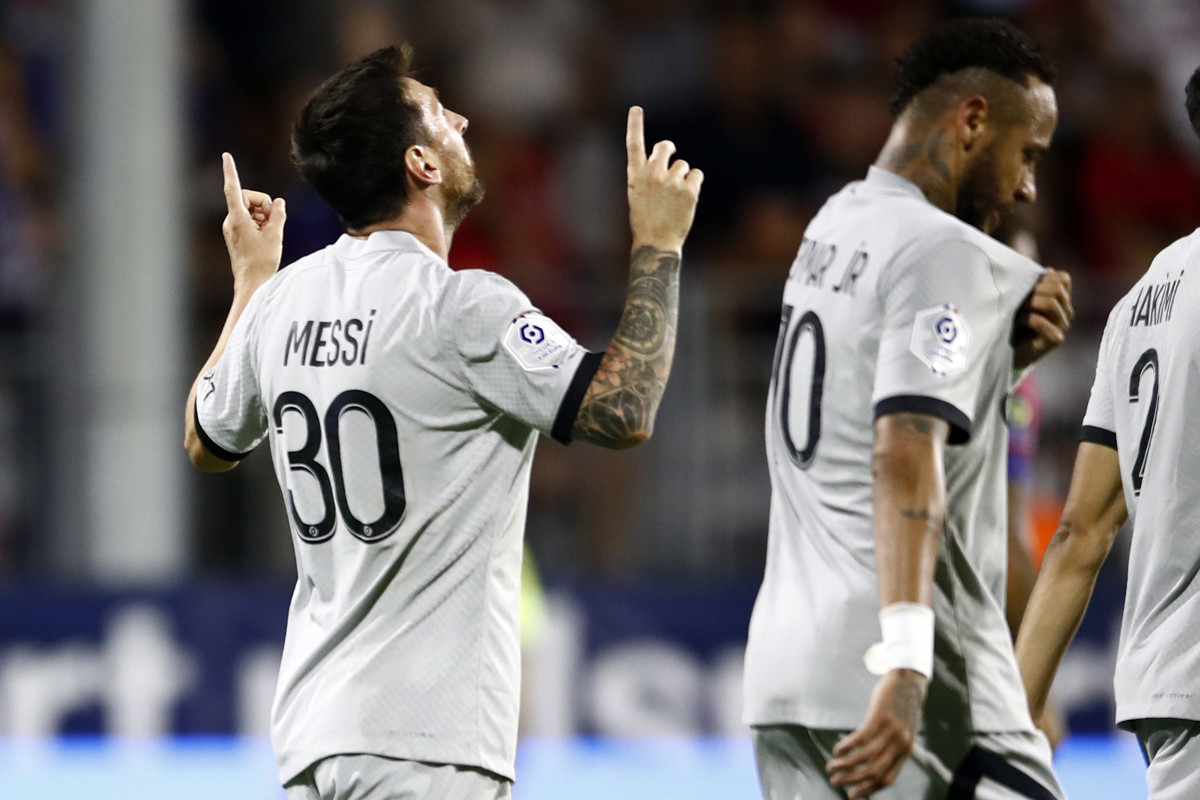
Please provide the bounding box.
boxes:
[504,313,571,371]
[910,304,970,376]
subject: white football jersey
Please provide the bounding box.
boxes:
[1081,228,1200,728]
[195,230,597,782]
[744,167,1043,735]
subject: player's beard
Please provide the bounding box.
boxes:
[955,142,1007,235]
[442,146,486,233]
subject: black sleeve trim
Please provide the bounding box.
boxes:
[1079,425,1118,451]
[193,401,254,462]
[551,350,604,444]
[873,394,972,445]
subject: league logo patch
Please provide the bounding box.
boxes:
[503,313,571,370]
[910,304,970,376]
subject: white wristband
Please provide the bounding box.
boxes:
[879,602,935,679]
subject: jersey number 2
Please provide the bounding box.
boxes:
[773,305,826,469]
[1128,348,1159,497]
[273,390,406,543]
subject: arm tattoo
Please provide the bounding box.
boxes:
[890,412,938,436]
[900,508,946,538]
[572,245,680,447]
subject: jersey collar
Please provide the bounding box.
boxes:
[332,230,443,263]
[864,166,929,204]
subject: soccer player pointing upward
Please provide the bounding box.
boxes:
[744,19,1072,800]
[184,45,701,800]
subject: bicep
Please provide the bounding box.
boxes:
[871,413,951,530]
[872,412,951,469]
[873,240,1011,444]
[451,276,590,437]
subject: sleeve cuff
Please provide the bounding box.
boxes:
[193,402,254,462]
[550,350,604,444]
[1079,425,1117,451]
[873,395,972,445]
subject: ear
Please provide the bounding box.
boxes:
[404,144,443,188]
[956,95,989,150]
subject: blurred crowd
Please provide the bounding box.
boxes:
[3,0,1200,584]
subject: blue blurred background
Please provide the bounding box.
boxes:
[2,0,1196,796]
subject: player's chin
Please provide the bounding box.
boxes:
[983,208,1008,235]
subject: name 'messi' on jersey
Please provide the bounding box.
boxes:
[1129,275,1183,328]
[284,309,377,367]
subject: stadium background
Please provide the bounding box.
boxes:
[1,0,1196,796]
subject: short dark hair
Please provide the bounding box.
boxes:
[889,18,1056,118]
[1186,66,1200,140]
[291,44,429,230]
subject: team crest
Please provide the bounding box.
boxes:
[503,313,571,370]
[910,304,970,376]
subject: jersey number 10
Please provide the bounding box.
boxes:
[772,304,826,469]
[273,389,407,543]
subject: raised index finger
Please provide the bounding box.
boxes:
[222,152,248,217]
[626,106,646,167]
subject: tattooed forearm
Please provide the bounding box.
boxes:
[900,508,946,538]
[572,245,681,448]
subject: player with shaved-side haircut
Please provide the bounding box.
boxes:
[745,18,1072,799]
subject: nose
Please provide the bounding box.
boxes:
[1015,168,1036,204]
[450,110,468,135]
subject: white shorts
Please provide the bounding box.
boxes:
[753,724,1063,800]
[283,754,512,800]
[1131,718,1200,800]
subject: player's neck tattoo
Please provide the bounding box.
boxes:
[879,130,954,213]
[572,246,681,447]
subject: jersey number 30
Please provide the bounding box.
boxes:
[273,390,406,543]
[773,305,826,469]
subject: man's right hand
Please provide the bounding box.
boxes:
[1012,267,1073,368]
[625,106,702,254]
[827,668,928,799]
[221,152,286,292]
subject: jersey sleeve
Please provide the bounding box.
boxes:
[449,272,601,443]
[1080,309,1119,450]
[872,238,1020,445]
[194,299,269,460]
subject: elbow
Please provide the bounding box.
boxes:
[184,430,204,466]
[615,427,652,449]
[1048,519,1118,574]
[597,425,652,450]
[184,430,236,472]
